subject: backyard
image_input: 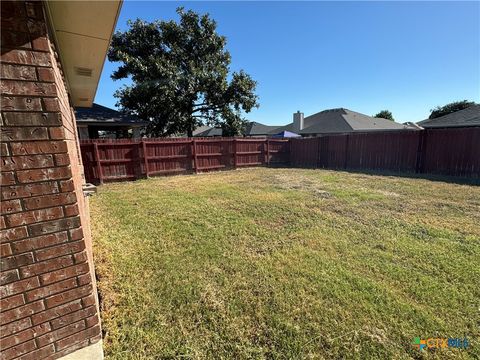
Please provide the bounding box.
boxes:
[90,168,479,359]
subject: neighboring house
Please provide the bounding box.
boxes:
[190,121,281,137]
[244,121,281,137]
[1,1,121,359]
[417,104,480,129]
[276,109,411,137]
[75,103,147,139]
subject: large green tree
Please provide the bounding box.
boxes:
[429,100,477,119]
[374,110,394,121]
[108,8,259,137]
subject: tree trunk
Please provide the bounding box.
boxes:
[187,127,193,138]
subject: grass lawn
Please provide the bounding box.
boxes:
[90,168,479,359]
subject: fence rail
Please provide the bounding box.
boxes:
[80,128,480,184]
[80,138,290,183]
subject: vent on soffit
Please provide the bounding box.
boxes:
[78,97,89,102]
[74,67,93,77]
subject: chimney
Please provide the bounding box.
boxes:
[293,111,304,133]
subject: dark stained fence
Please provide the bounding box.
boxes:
[289,127,480,177]
[80,128,479,183]
[80,138,290,183]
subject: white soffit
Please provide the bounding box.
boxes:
[45,1,122,107]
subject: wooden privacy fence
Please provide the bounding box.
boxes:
[80,128,480,183]
[80,138,290,183]
[290,127,480,177]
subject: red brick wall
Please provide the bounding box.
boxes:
[1,1,102,359]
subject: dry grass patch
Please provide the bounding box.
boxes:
[91,168,479,359]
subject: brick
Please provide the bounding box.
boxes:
[3,112,61,126]
[0,277,39,298]
[42,98,60,112]
[51,306,96,330]
[0,79,55,96]
[1,181,59,200]
[10,140,67,155]
[1,199,22,214]
[76,273,91,287]
[49,126,64,139]
[70,228,84,242]
[37,67,54,82]
[0,49,51,66]
[73,251,88,264]
[26,277,77,302]
[0,294,25,313]
[64,204,79,217]
[0,317,32,338]
[0,323,50,350]
[6,206,64,227]
[0,253,34,271]
[35,240,85,262]
[31,299,82,325]
[19,255,74,278]
[0,64,36,80]
[40,263,89,286]
[0,30,31,50]
[1,126,48,141]
[16,344,55,360]
[54,153,70,167]
[1,171,16,185]
[0,216,6,229]
[55,325,100,351]
[18,344,54,360]
[31,36,50,52]
[0,339,36,359]
[90,333,102,344]
[54,339,89,359]
[11,231,68,254]
[81,295,96,308]
[45,284,92,309]
[0,300,44,326]
[28,216,81,236]
[0,226,28,242]
[1,154,54,171]
[0,243,12,257]
[16,166,72,183]
[0,269,19,286]
[37,319,86,347]
[85,314,99,328]
[59,179,74,192]
[0,96,42,111]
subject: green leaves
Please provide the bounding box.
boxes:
[429,100,477,119]
[374,110,394,121]
[108,8,259,137]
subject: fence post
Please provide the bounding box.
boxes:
[192,138,198,173]
[266,139,270,166]
[93,142,104,184]
[234,138,238,168]
[142,141,149,177]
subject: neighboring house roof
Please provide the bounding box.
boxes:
[194,127,223,137]
[74,103,147,127]
[277,108,408,135]
[245,121,281,136]
[417,105,480,128]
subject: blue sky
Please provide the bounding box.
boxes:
[95,1,480,125]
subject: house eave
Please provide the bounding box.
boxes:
[44,1,122,108]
